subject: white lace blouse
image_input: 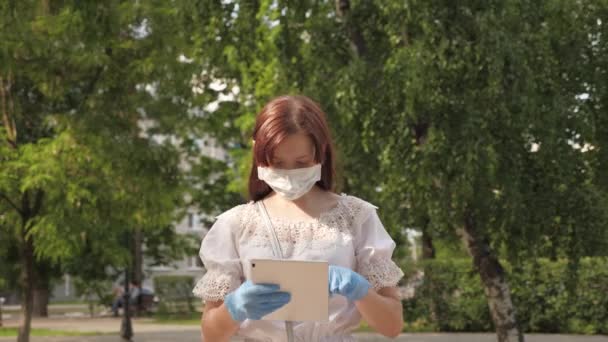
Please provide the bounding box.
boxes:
[192,194,404,342]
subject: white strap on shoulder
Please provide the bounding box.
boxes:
[255,200,293,342]
[256,201,284,259]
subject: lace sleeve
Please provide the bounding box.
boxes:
[350,199,404,290]
[192,206,244,302]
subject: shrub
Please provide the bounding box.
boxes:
[402,257,608,334]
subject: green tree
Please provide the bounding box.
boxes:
[0,1,211,341]
[378,3,607,339]
[182,1,608,341]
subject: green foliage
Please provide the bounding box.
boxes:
[72,276,114,314]
[184,0,608,266]
[0,0,223,262]
[153,275,196,316]
[406,258,493,332]
[0,5,225,339]
[405,258,608,334]
[2,0,608,337]
[510,258,608,334]
[0,229,20,294]
[178,4,608,334]
[188,155,244,222]
[373,0,608,262]
[143,225,200,268]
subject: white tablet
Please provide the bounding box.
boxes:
[249,259,329,322]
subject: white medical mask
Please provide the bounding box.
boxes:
[257,164,322,201]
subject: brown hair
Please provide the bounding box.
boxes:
[248,95,336,201]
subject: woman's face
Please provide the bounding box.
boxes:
[270,132,317,170]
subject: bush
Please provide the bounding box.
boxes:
[403,257,608,334]
[403,258,493,332]
[153,275,195,316]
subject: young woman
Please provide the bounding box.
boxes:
[193,95,404,341]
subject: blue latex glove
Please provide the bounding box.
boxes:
[224,280,291,322]
[328,265,371,301]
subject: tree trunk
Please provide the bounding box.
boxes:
[459,210,524,342]
[421,229,435,259]
[32,286,49,317]
[18,190,43,342]
[31,258,57,318]
[132,227,143,287]
[132,227,143,316]
[334,0,367,58]
[18,228,35,342]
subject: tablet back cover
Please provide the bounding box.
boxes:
[250,259,329,322]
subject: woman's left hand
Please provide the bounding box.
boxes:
[328,265,370,301]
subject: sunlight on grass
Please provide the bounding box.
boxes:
[0,327,107,337]
[143,312,201,325]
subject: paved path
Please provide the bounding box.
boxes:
[2,317,201,334]
[1,318,607,341]
[1,332,608,342]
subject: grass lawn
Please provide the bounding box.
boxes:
[149,317,201,325]
[0,327,109,337]
[3,303,103,315]
[47,300,89,305]
[146,312,201,325]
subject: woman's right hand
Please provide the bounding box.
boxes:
[328,265,370,302]
[224,280,291,322]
